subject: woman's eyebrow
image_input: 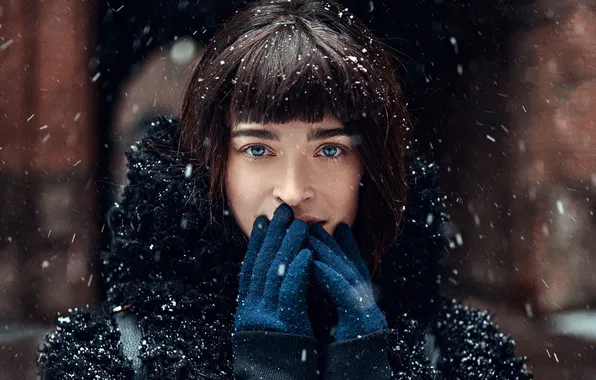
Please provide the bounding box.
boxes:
[307,128,350,141]
[230,129,279,140]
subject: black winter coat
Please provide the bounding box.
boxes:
[39,116,532,380]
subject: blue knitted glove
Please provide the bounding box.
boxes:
[309,223,388,341]
[234,203,314,336]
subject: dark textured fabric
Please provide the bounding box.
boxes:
[39,116,532,380]
[323,329,393,379]
[232,331,319,380]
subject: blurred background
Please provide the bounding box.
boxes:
[1,0,596,378]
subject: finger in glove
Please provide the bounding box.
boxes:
[238,215,270,299]
[333,223,372,282]
[264,220,309,304]
[308,236,362,290]
[249,204,294,297]
[313,260,372,310]
[278,248,314,323]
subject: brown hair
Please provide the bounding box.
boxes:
[179,0,408,275]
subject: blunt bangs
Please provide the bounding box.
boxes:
[224,20,396,127]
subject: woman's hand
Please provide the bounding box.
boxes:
[309,223,388,341]
[234,203,314,336]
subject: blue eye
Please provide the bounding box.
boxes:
[321,145,341,157]
[247,145,266,157]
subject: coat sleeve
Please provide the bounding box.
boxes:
[232,331,320,380]
[322,329,394,380]
[39,307,134,380]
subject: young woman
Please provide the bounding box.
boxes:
[40,1,532,379]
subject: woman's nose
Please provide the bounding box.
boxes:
[272,160,314,207]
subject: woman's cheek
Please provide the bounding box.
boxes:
[226,159,270,236]
[225,158,248,231]
[336,161,362,227]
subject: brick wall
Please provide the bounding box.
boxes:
[0,1,98,378]
[509,0,596,314]
[0,0,98,325]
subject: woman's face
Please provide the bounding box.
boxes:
[225,116,363,237]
